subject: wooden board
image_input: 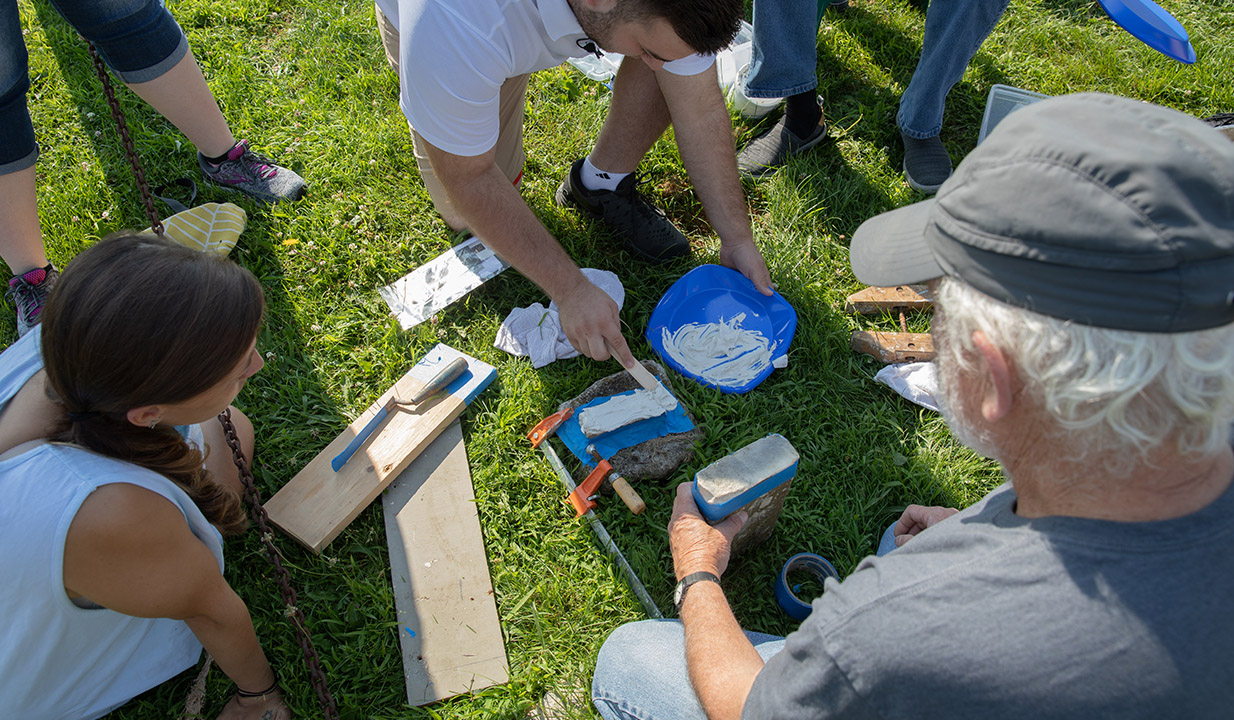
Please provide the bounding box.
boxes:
[844,285,934,315]
[382,421,507,705]
[266,344,495,552]
[850,331,935,364]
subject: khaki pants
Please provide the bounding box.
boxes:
[376,6,528,230]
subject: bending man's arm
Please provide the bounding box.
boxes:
[669,482,764,720]
[424,143,635,365]
[657,66,772,295]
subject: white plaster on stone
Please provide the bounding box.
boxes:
[696,435,799,505]
[579,389,671,438]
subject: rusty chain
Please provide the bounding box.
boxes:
[85,42,165,237]
[219,408,339,718]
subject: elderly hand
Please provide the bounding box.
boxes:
[669,482,747,581]
[718,239,773,296]
[892,504,959,547]
[216,688,292,720]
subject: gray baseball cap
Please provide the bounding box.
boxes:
[850,92,1234,333]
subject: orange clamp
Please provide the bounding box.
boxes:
[527,407,574,448]
[568,458,611,517]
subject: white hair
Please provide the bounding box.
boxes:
[935,277,1234,465]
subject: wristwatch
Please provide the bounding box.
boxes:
[674,571,721,614]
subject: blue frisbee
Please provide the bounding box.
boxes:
[646,265,796,394]
[1096,0,1195,64]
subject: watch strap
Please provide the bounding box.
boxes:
[674,571,721,614]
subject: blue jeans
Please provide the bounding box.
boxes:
[896,0,1010,138]
[743,0,827,99]
[0,0,187,173]
[591,524,900,720]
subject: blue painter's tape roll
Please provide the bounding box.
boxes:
[775,553,839,621]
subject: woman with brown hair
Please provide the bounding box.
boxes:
[0,233,290,719]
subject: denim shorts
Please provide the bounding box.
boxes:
[0,0,187,173]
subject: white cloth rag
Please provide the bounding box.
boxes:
[874,361,940,412]
[493,269,625,367]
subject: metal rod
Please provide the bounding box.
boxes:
[540,442,663,619]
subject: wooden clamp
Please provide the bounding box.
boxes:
[844,284,933,315]
[847,285,935,364]
[850,331,935,363]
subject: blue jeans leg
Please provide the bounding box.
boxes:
[47,0,187,82]
[592,524,897,720]
[591,619,787,720]
[896,0,1011,138]
[877,522,899,556]
[1,0,187,175]
[0,0,37,172]
[744,0,821,99]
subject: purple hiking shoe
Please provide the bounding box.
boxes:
[6,264,59,338]
[198,140,307,203]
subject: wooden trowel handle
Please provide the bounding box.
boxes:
[611,476,646,515]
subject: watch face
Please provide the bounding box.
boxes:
[674,581,685,607]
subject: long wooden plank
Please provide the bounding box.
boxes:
[382,421,507,705]
[266,344,495,553]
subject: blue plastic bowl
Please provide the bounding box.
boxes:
[646,265,797,394]
[1096,0,1195,64]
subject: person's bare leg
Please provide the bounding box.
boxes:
[203,405,254,496]
[125,49,235,158]
[0,166,48,274]
[587,59,671,173]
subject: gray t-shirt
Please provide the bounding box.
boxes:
[743,481,1234,719]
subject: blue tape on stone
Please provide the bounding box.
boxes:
[775,553,839,621]
[556,389,695,464]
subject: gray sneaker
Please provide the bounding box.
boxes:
[198,140,307,203]
[6,264,59,337]
[900,131,953,194]
[737,116,829,177]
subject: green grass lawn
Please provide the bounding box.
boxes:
[12,0,1232,717]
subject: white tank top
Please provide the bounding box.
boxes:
[0,330,225,719]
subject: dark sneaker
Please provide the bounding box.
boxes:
[1202,112,1234,128]
[1204,112,1234,140]
[555,159,690,262]
[900,131,953,194]
[198,140,307,204]
[737,116,828,177]
[6,264,58,338]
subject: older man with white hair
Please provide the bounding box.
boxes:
[590,92,1234,720]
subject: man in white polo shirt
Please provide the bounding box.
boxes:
[374,0,773,366]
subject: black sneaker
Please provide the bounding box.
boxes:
[6,264,59,337]
[555,159,690,262]
[198,140,307,204]
[1204,113,1234,140]
[900,131,953,194]
[737,116,828,177]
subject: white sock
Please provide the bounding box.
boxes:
[579,156,630,192]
